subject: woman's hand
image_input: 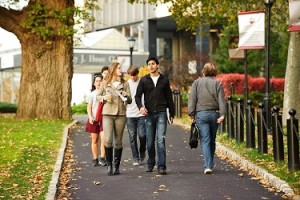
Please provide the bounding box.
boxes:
[89,117,95,124]
[104,94,112,103]
[121,91,128,97]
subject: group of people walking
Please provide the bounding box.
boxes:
[85,57,226,176]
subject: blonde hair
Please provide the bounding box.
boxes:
[202,62,217,77]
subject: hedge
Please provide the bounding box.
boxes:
[216,73,285,97]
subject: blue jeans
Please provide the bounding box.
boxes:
[126,116,146,161]
[145,112,167,170]
[195,111,220,169]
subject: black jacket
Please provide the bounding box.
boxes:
[135,74,175,118]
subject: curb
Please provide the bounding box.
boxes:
[45,120,78,200]
[216,143,295,197]
[173,121,295,198]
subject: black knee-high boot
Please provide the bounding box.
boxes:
[113,148,123,175]
[105,147,113,175]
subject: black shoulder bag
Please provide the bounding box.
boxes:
[189,122,199,149]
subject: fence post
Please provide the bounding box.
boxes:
[230,82,235,96]
[272,106,284,162]
[236,98,244,142]
[246,100,255,148]
[287,109,300,171]
[227,96,234,138]
[172,90,182,118]
[257,103,268,154]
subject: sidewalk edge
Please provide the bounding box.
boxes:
[216,142,295,197]
[45,119,78,200]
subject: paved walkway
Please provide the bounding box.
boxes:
[66,115,284,200]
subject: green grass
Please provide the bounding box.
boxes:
[0,115,71,200]
[175,114,300,195]
[71,103,87,114]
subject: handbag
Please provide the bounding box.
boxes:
[189,122,199,149]
[95,102,104,122]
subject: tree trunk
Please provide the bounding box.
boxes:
[0,0,77,120]
[282,32,300,124]
[16,35,73,120]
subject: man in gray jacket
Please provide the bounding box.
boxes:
[188,62,226,174]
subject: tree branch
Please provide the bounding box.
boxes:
[0,6,25,37]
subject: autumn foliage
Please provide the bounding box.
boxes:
[216,73,285,97]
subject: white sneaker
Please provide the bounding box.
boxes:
[204,168,212,174]
[133,161,140,166]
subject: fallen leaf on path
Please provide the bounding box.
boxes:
[93,181,101,185]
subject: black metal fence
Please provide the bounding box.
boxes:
[172,90,182,118]
[225,97,300,171]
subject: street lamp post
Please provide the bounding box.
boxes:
[128,37,136,67]
[263,0,274,134]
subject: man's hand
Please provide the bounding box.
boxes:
[140,107,148,116]
[168,117,173,125]
[217,115,225,124]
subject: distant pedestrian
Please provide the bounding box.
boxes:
[85,75,104,166]
[97,62,132,175]
[135,57,175,175]
[126,66,146,166]
[188,62,226,174]
[101,66,109,80]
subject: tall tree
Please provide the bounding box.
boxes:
[0,0,96,120]
[129,0,299,120]
[282,32,300,123]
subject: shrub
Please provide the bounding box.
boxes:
[72,103,87,114]
[216,73,285,98]
[180,89,189,106]
[216,73,245,97]
[0,102,17,113]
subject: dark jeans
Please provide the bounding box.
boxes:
[145,112,167,170]
[126,116,146,161]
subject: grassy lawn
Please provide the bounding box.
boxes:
[174,114,300,196]
[0,115,71,200]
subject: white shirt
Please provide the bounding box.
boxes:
[151,75,159,87]
[126,78,144,118]
[87,90,99,118]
